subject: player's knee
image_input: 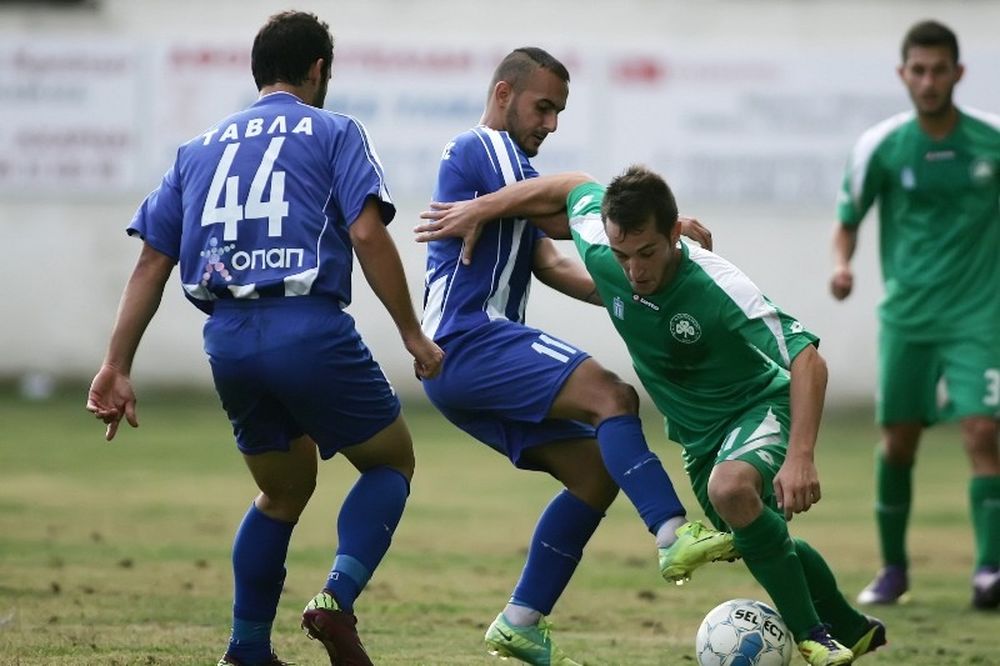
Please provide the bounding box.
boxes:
[707,475,757,520]
[962,417,999,449]
[257,477,316,521]
[962,418,1000,472]
[591,374,640,420]
[570,472,619,512]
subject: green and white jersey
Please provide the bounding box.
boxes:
[568,182,819,458]
[837,108,1000,337]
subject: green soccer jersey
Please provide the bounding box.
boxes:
[567,182,820,458]
[837,108,1000,337]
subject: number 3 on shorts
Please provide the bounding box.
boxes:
[985,368,1000,407]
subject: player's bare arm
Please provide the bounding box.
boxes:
[415,172,595,264]
[774,344,827,520]
[678,216,713,251]
[829,224,858,300]
[531,237,602,305]
[351,197,444,379]
[86,242,175,441]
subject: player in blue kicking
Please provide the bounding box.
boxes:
[85,11,442,666]
[419,47,734,665]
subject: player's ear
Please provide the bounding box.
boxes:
[494,80,513,109]
[308,58,325,84]
[669,219,683,245]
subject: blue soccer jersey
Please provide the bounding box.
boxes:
[129,91,394,314]
[421,126,544,341]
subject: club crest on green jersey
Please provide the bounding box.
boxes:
[970,158,995,185]
[670,313,701,343]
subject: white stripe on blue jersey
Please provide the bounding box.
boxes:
[422,126,543,341]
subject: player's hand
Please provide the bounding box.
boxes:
[772,453,821,521]
[830,266,853,300]
[678,215,713,251]
[415,200,487,265]
[404,333,445,380]
[85,364,138,441]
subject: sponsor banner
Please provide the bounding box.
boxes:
[2,37,997,204]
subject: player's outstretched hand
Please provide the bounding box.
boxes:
[679,216,713,251]
[415,200,487,266]
[85,364,138,441]
[405,333,445,380]
[773,453,821,521]
[829,266,853,300]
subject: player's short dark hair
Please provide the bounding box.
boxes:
[602,165,679,236]
[252,11,334,90]
[489,47,570,94]
[901,20,959,64]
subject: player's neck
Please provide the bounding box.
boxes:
[917,104,959,141]
[260,83,310,105]
[480,107,505,132]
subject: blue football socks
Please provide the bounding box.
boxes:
[509,489,604,615]
[596,415,685,532]
[228,502,295,664]
[324,465,409,612]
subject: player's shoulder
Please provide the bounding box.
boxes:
[685,242,756,291]
[960,107,1000,138]
[445,125,509,154]
[853,110,916,153]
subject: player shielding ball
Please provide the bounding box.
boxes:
[86,11,442,666]
[416,167,886,666]
[418,47,731,665]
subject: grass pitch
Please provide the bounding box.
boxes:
[0,385,995,665]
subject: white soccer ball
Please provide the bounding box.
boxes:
[695,598,793,666]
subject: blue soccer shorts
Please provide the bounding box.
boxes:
[204,298,401,460]
[422,319,595,469]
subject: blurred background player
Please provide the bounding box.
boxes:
[418,47,733,665]
[830,19,1000,609]
[86,11,443,666]
[416,166,888,666]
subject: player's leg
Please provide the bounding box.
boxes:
[859,328,937,605]
[483,437,611,666]
[704,405,853,665]
[297,415,413,666]
[205,302,318,666]
[225,437,317,666]
[942,334,1000,608]
[548,357,735,576]
[218,301,405,665]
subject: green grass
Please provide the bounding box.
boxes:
[0,386,995,665]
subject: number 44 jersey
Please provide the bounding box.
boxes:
[128,91,394,314]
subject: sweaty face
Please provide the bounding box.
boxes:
[605,218,680,296]
[899,45,962,118]
[504,67,568,157]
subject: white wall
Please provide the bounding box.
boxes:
[2,0,997,404]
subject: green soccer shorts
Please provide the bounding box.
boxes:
[877,325,1000,426]
[684,401,790,531]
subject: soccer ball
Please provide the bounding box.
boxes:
[695,598,793,666]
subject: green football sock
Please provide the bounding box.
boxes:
[970,475,1000,568]
[733,509,819,641]
[875,452,912,568]
[793,538,869,646]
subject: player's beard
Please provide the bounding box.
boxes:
[505,104,540,157]
[915,89,954,118]
[313,76,329,109]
